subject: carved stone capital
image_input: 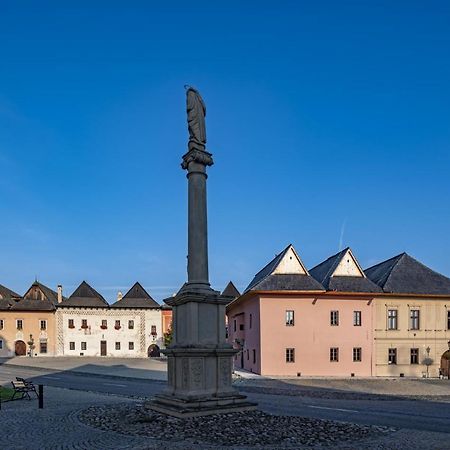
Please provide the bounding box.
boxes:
[181,149,214,170]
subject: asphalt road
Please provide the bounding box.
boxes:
[1,365,449,434]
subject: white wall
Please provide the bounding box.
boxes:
[56,307,163,357]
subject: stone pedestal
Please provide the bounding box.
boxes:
[151,144,256,417]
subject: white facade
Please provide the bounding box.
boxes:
[56,307,163,357]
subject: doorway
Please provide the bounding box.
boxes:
[147,344,160,357]
[15,340,26,356]
[440,350,450,378]
[100,340,107,356]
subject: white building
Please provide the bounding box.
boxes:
[56,281,163,357]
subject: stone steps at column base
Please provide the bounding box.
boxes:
[149,393,257,418]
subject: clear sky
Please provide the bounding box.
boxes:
[1,1,449,302]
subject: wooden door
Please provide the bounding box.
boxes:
[15,340,26,356]
[100,340,107,356]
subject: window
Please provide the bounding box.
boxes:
[0,339,3,349]
[68,319,74,329]
[101,319,107,329]
[0,319,4,330]
[353,347,362,362]
[353,311,362,326]
[410,348,419,364]
[239,324,244,331]
[128,320,134,330]
[233,320,236,332]
[40,342,47,354]
[387,310,398,330]
[225,326,228,339]
[69,342,75,350]
[286,348,295,363]
[115,320,121,330]
[247,349,249,360]
[151,325,157,335]
[253,349,256,364]
[410,310,420,330]
[129,342,134,350]
[115,342,121,350]
[40,320,47,331]
[81,342,87,351]
[81,319,88,329]
[249,314,252,329]
[16,319,23,330]
[330,347,339,362]
[388,348,397,364]
[285,310,295,326]
[330,311,339,326]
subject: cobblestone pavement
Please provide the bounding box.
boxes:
[1,386,449,449]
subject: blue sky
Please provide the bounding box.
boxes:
[1,1,449,302]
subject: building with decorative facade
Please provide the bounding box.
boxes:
[57,281,164,357]
[227,244,450,378]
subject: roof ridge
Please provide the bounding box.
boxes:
[364,252,406,272]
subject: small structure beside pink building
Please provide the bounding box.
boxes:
[227,245,381,377]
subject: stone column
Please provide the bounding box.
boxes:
[151,100,255,418]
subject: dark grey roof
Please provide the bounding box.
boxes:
[244,245,324,293]
[60,281,109,307]
[247,274,325,292]
[10,297,56,311]
[365,253,450,295]
[222,281,240,299]
[24,281,64,305]
[110,282,160,308]
[309,248,382,293]
[0,284,21,310]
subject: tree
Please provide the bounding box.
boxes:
[163,326,173,347]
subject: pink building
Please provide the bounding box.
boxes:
[227,245,381,376]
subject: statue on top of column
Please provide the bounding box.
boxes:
[185,85,207,151]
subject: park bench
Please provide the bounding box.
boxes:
[11,377,38,400]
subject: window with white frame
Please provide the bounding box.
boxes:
[388,348,397,364]
[387,309,398,330]
[69,342,75,350]
[330,347,339,362]
[410,309,420,330]
[286,348,295,363]
[353,347,362,362]
[40,341,47,353]
[128,320,134,330]
[129,342,134,350]
[353,311,362,326]
[115,342,121,350]
[0,319,4,330]
[330,311,339,326]
[285,310,295,326]
[81,342,87,351]
[16,319,23,330]
[410,348,419,364]
[40,320,47,330]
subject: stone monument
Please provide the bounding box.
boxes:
[151,87,256,417]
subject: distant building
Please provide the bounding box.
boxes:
[57,281,163,357]
[227,245,450,377]
[366,253,450,377]
[0,281,59,357]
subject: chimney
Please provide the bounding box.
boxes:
[117,291,123,302]
[57,285,63,303]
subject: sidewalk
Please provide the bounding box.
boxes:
[0,356,168,381]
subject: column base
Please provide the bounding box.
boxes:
[150,392,257,418]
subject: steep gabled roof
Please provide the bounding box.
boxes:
[0,284,21,310]
[10,297,56,311]
[24,281,63,305]
[244,244,324,293]
[365,253,450,295]
[222,281,241,299]
[60,281,109,307]
[309,248,381,293]
[110,282,160,308]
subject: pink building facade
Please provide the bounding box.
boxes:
[227,245,380,377]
